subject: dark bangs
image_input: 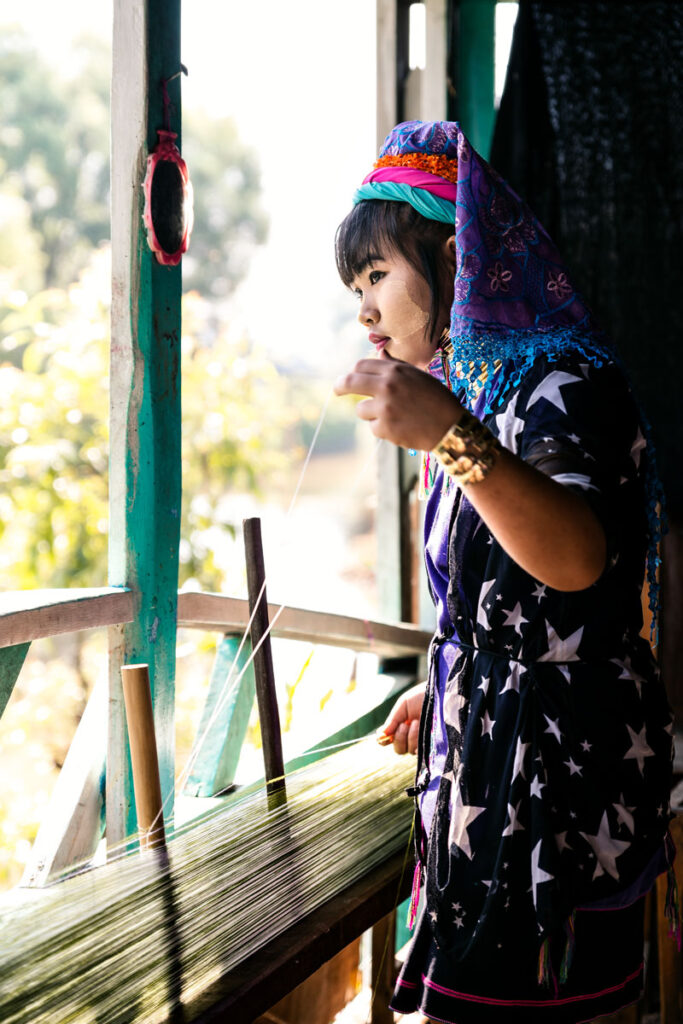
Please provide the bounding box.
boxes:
[335,200,454,341]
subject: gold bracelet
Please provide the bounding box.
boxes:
[432,409,501,485]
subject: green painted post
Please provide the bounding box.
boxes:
[183,636,257,797]
[458,0,496,159]
[0,643,30,719]
[109,0,182,848]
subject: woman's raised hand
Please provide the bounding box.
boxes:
[334,351,462,452]
[376,682,427,756]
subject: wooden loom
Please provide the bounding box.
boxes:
[0,521,430,1023]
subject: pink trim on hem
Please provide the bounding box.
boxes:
[418,962,643,1007]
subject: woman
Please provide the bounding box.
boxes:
[334,120,676,1023]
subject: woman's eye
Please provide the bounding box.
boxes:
[369,270,383,285]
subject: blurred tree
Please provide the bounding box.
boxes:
[0,29,267,296]
[181,111,268,298]
[0,31,110,289]
[0,252,295,596]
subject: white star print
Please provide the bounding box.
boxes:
[500,663,526,695]
[630,428,646,469]
[551,472,599,492]
[478,676,490,695]
[555,831,572,853]
[502,800,525,836]
[538,621,584,662]
[452,901,462,912]
[611,657,645,698]
[448,785,486,860]
[580,739,592,752]
[580,811,631,881]
[568,433,581,444]
[530,775,546,799]
[532,582,547,601]
[477,579,496,631]
[543,714,562,743]
[612,795,636,834]
[481,710,495,738]
[530,840,555,910]
[564,757,582,776]
[495,392,525,454]
[512,738,530,782]
[623,723,655,775]
[455,915,464,928]
[502,601,529,636]
[444,687,468,732]
[526,370,583,415]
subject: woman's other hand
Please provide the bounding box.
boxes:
[334,351,462,452]
[376,682,427,755]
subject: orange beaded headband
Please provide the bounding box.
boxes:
[372,152,460,185]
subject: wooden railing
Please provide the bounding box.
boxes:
[0,587,431,655]
[1,586,430,889]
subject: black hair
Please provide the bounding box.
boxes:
[334,200,454,343]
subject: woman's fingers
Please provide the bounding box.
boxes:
[334,357,462,451]
[392,721,410,755]
[381,695,410,736]
[388,719,420,756]
[376,683,427,755]
[333,367,386,398]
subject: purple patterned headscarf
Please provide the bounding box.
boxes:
[355,120,612,412]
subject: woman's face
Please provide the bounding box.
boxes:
[350,242,453,370]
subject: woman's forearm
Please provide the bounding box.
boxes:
[459,446,606,591]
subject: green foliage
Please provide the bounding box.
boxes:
[0,256,300,593]
[0,251,111,589]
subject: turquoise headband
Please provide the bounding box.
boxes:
[353,181,456,224]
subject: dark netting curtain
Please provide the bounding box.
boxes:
[491,1,683,516]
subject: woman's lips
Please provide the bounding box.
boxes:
[369,333,389,350]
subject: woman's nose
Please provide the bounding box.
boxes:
[358,301,378,327]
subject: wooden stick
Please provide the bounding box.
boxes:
[243,517,286,806]
[121,664,166,849]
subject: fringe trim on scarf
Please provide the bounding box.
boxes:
[537,912,575,994]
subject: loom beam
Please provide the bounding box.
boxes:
[184,849,412,1023]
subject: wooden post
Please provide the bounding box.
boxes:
[243,518,286,806]
[371,909,397,1024]
[108,0,182,849]
[121,664,166,850]
[457,0,497,159]
[656,814,683,1024]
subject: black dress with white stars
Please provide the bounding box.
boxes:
[390,351,675,1024]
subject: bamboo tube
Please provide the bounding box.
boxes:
[121,663,166,849]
